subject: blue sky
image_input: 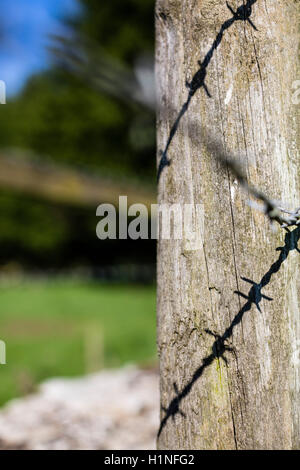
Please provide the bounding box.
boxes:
[0,0,80,96]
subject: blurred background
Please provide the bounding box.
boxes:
[0,0,157,421]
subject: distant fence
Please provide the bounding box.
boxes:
[0,340,6,365]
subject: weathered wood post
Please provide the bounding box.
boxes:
[156,0,300,449]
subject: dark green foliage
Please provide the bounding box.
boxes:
[69,0,154,63]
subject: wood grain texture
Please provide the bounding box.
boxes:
[156,0,300,449]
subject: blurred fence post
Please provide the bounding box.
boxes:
[0,341,6,365]
[0,81,6,104]
[84,325,104,374]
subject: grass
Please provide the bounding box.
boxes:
[0,281,156,406]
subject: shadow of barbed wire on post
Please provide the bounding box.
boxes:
[158,226,300,438]
[157,0,258,181]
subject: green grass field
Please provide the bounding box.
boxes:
[0,281,156,406]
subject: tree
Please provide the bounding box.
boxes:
[156,0,300,449]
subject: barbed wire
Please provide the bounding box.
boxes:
[50,3,300,230]
[204,138,300,229]
[157,0,299,231]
